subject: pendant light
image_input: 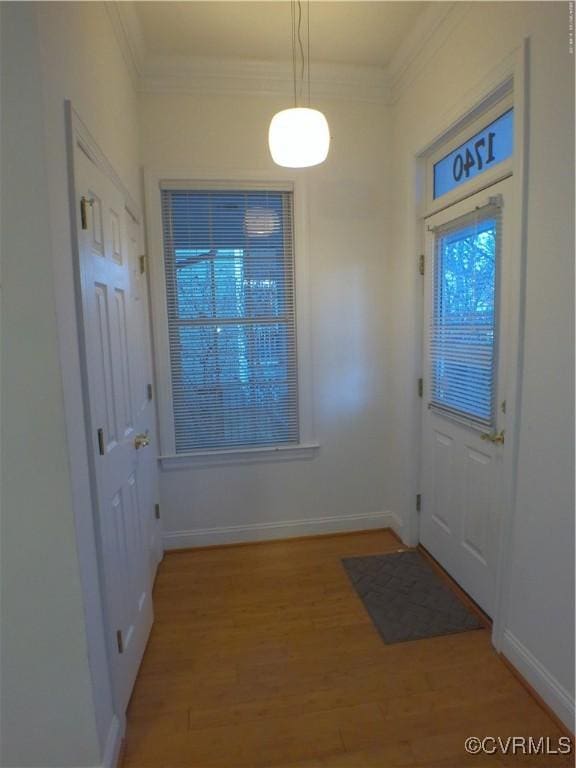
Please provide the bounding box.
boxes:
[268,0,330,168]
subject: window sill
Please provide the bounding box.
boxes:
[159,442,320,470]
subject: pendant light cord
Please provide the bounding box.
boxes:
[297,0,305,105]
[291,0,297,107]
[307,0,311,107]
[291,0,308,107]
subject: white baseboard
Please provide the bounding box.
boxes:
[101,715,123,768]
[502,629,575,732]
[163,510,404,550]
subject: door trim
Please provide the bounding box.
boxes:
[413,40,530,651]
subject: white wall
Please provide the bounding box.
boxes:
[389,1,574,727]
[1,3,141,765]
[140,90,396,546]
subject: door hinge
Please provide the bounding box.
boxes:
[80,196,93,230]
[147,383,153,401]
[154,503,161,520]
[139,254,147,274]
[418,378,423,398]
[97,428,105,456]
[416,494,421,513]
[418,254,425,276]
[116,629,124,654]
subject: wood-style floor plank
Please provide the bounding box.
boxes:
[123,530,571,767]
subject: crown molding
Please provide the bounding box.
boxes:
[105,1,146,84]
[388,2,473,104]
[139,55,391,104]
[106,0,462,106]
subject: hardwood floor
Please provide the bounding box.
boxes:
[123,530,572,768]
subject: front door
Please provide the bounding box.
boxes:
[75,146,156,711]
[420,178,512,617]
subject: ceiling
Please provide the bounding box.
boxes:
[133,2,429,70]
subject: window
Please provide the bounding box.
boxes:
[425,93,514,215]
[433,109,514,199]
[429,203,500,426]
[160,186,298,453]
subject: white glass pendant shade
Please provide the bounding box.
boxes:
[268,107,330,168]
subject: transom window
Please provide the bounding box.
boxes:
[160,186,298,453]
[433,108,514,200]
[425,93,514,215]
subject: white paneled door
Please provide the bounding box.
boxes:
[420,179,512,617]
[75,146,159,712]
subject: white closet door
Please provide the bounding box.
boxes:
[75,148,155,711]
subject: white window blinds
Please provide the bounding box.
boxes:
[160,185,299,453]
[429,201,501,427]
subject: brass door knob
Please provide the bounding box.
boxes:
[480,429,505,445]
[134,432,151,449]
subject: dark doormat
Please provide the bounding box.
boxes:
[342,550,483,644]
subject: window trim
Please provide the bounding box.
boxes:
[424,87,513,216]
[145,170,317,463]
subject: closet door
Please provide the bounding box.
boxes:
[75,147,156,711]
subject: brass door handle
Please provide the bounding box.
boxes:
[480,429,505,445]
[134,431,151,449]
